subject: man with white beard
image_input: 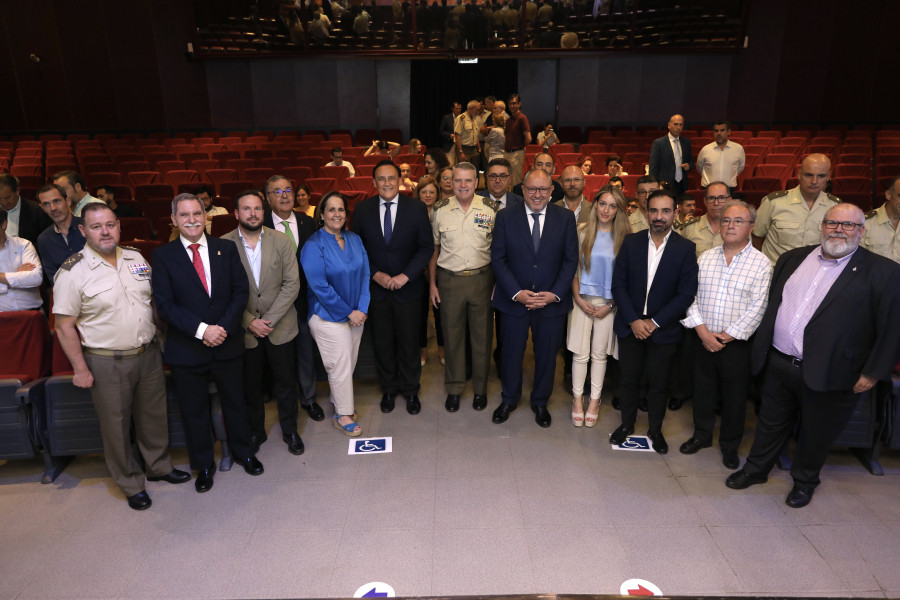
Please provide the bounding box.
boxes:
[725,203,900,508]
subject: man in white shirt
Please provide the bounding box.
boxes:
[0,207,43,312]
[695,121,746,189]
[196,184,228,234]
[324,147,356,176]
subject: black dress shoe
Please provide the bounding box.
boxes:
[785,485,814,508]
[238,455,264,476]
[533,405,551,428]
[127,490,152,510]
[679,437,712,455]
[725,469,768,489]
[722,448,740,469]
[648,430,668,454]
[609,424,634,445]
[147,468,191,484]
[249,433,267,454]
[492,402,515,424]
[611,396,621,410]
[472,394,487,411]
[380,393,396,413]
[195,467,215,493]
[303,402,326,421]
[406,394,421,415]
[283,433,305,455]
[445,394,460,412]
[668,396,685,411]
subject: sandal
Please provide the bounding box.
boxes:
[585,398,600,428]
[333,414,362,437]
[572,396,584,427]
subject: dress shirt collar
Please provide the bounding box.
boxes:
[379,195,399,206]
[180,233,208,250]
[647,229,673,245]
[6,196,21,216]
[238,226,263,246]
[668,133,680,144]
[814,245,857,266]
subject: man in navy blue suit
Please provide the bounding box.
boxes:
[610,189,698,452]
[352,160,434,415]
[490,168,579,428]
[152,193,263,493]
[648,114,693,196]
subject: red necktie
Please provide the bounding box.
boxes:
[189,243,209,294]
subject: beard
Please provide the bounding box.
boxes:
[240,220,262,232]
[821,232,858,258]
[650,219,669,234]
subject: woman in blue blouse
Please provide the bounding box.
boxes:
[300,192,370,437]
[566,186,631,428]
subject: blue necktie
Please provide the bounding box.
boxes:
[383,201,393,245]
[531,212,541,253]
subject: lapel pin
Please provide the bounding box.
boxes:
[217,251,221,255]
[852,267,857,271]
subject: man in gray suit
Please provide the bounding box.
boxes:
[223,190,303,456]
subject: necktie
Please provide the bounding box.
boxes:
[189,243,209,295]
[383,201,393,245]
[281,220,297,250]
[673,138,683,182]
[531,213,541,253]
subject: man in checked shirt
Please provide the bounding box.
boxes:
[678,200,772,469]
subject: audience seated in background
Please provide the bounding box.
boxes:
[96,185,138,218]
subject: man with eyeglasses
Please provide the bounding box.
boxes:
[513,152,564,203]
[727,203,900,508]
[553,165,590,226]
[861,174,900,263]
[430,162,500,413]
[679,201,772,468]
[325,147,356,177]
[263,175,326,423]
[478,157,523,211]
[490,168,578,428]
[36,183,86,284]
[352,160,433,416]
[679,181,728,258]
[752,153,839,264]
[628,175,660,233]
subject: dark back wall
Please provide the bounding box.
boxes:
[2,0,897,137]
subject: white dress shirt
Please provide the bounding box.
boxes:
[180,234,212,339]
[238,228,263,287]
[0,235,43,311]
[273,211,299,245]
[5,197,21,238]
[696,140,746,188]
[379,195,398,236]
[644,230,671,316]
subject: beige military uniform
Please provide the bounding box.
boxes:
[53,245,172,497]
[629,209,649,233]
[752,187,840,264]
[678,214,723,258]
[432,195,499,395]
[862,204,900,263]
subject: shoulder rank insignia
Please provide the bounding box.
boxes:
[763,189,789,202]
[433,197,450,210]
[60,252,83,271]
[681,216,700,228]
[120,245,139,252]
[865,209,878,219]
[482,197,500,212]
[826,192,840,203]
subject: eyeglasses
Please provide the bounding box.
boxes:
[522,186,552,196]
[721,217,751,226]
[268,189,293,197]
[562,178,584,185]
[636,189,653,196]
[822,220,862,231]
[487,173,509,181]
[705,195,730,204]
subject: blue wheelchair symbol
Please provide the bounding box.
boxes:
[355,439,386,453]
[620,436,650,450]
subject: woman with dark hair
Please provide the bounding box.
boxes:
[567,186,631,428]
[414,175,445,366]
[424,148,450,179]
[364,139,401,158]
[295,183,315,217]
[300,191,370,437]
[438,166,454,200]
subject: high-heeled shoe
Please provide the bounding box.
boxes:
[572,396,584,427]
[584,398,600,428]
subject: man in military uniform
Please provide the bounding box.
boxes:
[429,161,499,413]
[629,176,659,233]
[678,181,728,258]
[752,153,840,264]
[53,203,190,511]
[674,193,696,228]
[862,175,900,263]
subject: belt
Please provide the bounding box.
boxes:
[771,347,802,367]
[84,340,155,359]
[439,265,491,277]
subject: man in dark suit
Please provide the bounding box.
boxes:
[648,114,693,196]
[610,189,698,453]
[490,168,579,428]
[477,157,524,211]
[726,203,900,508]
[352,160,433,414]
[152,193,263,494]
[439,101,462,156]
[264,175,325,423]
[0,173,51,246]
